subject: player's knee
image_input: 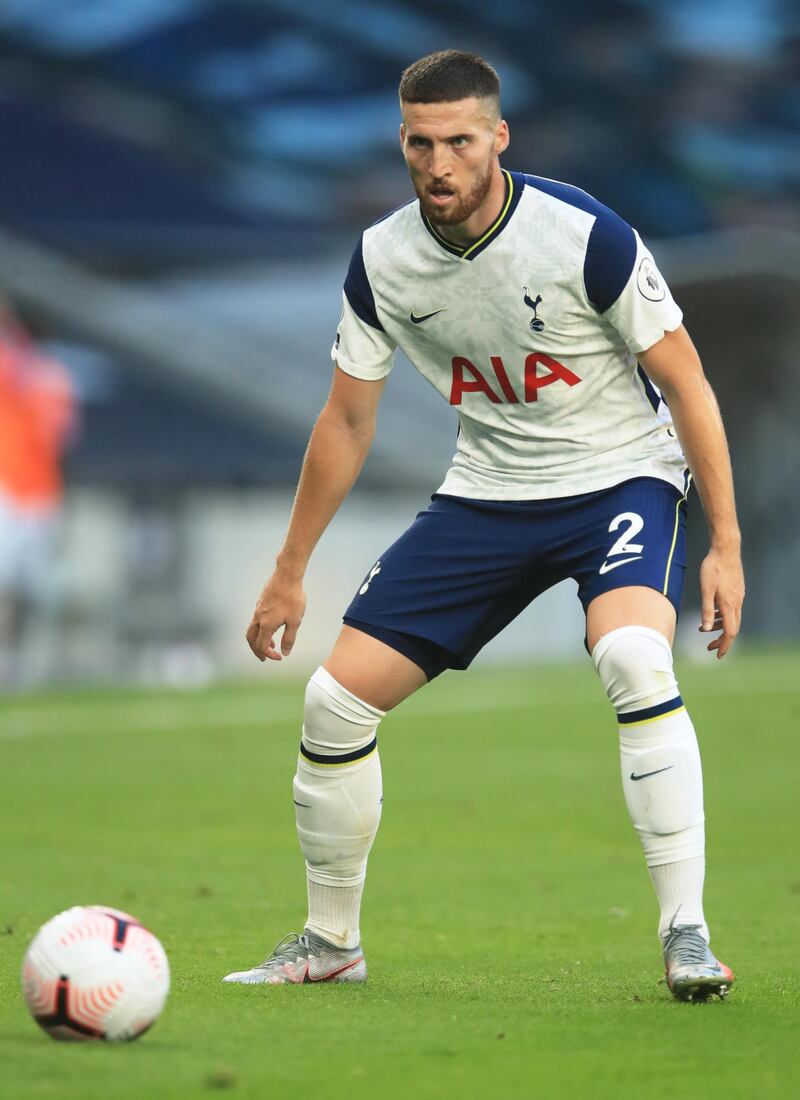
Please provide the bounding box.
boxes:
[596,629,706,854]
[591,625,677,713]
[302,666,384,756]
[296,668,384,875]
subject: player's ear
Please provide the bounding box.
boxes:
[399,122,405,150]
[495,119,510,156]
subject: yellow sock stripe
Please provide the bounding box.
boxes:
[662,473,692,595]
[619,704,685,729]
[462,171,514,259]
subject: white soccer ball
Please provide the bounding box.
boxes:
[21,906,170,1042]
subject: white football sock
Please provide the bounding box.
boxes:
[649,857,707,942]
[293,666,384,949]
[593,626,709,941]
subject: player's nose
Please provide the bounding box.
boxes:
[429,146,452,178]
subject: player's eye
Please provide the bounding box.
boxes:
[451,136,469,146]
[409,136,430,148]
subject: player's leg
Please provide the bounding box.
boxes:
[296,627,426,953]
[223,628,426,985]
[587,585,702,938]
[587,586,733,999]
[567,476,733,998]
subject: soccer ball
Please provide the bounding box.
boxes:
[21,906,170,1042]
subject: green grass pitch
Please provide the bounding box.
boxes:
[1,648,798,1099]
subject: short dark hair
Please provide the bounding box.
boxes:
[399,50,500,111]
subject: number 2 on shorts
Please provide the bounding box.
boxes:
[607,512,644,559]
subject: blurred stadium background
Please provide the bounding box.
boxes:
[1,0,799,690]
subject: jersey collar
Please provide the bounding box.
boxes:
[420,169,522,261]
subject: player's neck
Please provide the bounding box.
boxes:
[434,163,507,248]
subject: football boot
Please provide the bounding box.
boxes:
[663,924,734,1001]
[222,930,366,985]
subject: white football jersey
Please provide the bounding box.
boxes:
[332,169,687,500]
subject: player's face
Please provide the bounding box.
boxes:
[400,98,509,227]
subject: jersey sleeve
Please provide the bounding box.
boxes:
[330,235,397,380]
[583,210,683,354]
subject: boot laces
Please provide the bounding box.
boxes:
[258,932,313,968]
[664,923,713,966]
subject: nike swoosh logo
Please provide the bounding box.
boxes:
[598,555,644,575]
[293,800,311,808]
[302,957,364,983]
[630,766,674,781]
[410,308,446,324]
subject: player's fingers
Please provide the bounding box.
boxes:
[698,614,723,633]
[707,631,733,659]
[245,620,265,661]
[719,599,740,643]
[726,599,743,636]
[280,619,300,657]
[700,588,717,632]
[248,616,281,662]
[258,621,283,661]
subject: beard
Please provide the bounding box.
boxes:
[413,159,494,227]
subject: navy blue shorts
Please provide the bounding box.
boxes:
[344,476,690,680]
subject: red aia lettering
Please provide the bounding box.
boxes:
[489,357,520,403]
[449,355,581,405]
[523,353,581,402]
[449,356,502,405]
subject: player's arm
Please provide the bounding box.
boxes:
[637,325,744,658]
[246,366,387,662]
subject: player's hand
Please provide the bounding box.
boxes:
[246,570,307,662]
[698,546,744,659]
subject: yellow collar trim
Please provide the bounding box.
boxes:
[424,170,514,259]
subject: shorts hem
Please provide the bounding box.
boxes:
[342,617,455,681]
[579,575,684,618]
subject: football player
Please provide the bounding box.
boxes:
[224,51,743,1000]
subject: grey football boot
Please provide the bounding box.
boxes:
[222,930,367,985]
[663,924,734,1001]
